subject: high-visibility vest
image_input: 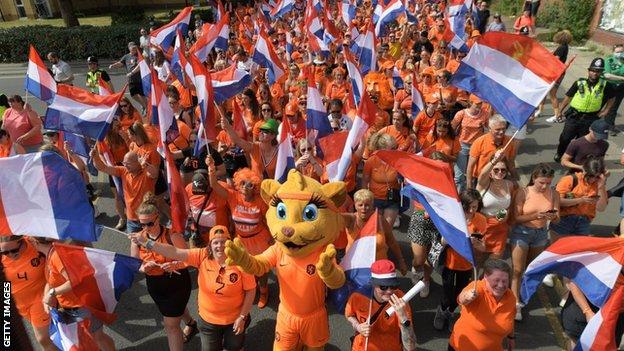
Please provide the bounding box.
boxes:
[569,78,606,113]
[86,70,102,93]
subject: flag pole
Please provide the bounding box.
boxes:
[364,294,373,351]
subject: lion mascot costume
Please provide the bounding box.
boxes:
[225,170,346,351]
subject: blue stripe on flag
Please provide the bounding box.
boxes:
[521,260,613,307]
[42,152,99,242]
[214,74,252,103]
[402,184,475,266]
[112,253,142,301]
[329,267,373,313]
[451,62,535,129]
[44,108,112,141]
[24,76,55,104]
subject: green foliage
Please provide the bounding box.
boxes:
[491,0,523,16]
[111,6,146,25]
[537,0,595,40]
[0,24,141,62]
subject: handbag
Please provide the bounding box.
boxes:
[427,236,446,272]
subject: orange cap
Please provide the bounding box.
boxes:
[425,94,440,104]
[291,51,303,60]
[469,94,482,104]
[471,29,481,37]
[422,67,436,77]
[285,102,298,116]
[209,225,230,242]
[381,61,394,70]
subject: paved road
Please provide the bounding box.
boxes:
[4,44,624,350]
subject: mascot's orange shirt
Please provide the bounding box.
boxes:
[258,245,327,316]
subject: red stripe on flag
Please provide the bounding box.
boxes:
[477,32,566,83]
[165,149,188,234]
[54,243,116,324]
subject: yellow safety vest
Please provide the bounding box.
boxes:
[569,79,606,113]
[86,70,102,93]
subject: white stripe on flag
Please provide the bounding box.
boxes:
[407,179,468,236]
[49,94,116,123]
[341,235,376,271]
[0,153,59,238]
[85,248,118,314]
[526,250,621,290]
[462,43,551,107]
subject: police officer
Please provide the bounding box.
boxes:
[86,56,113,94]
[554,58,616,163]
[604,44,624,135]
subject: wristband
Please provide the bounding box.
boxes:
[145,239,156,250]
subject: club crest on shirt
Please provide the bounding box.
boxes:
[306,264,316,276]
[229,273,239,283]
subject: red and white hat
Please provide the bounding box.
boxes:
[370,259,400,287]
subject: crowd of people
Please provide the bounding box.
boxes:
[1,0,624,350]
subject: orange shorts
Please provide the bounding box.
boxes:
[16,301,50,328]
[238,230,273,256]
[274,307,329,350]
[484,217,509,254]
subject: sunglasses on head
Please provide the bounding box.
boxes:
[378,285,397,291]
[0,240,22,256]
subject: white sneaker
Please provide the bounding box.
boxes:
[534,110,541,118]
[420,280,430,298]
[546,116,558,123]
[542,273,556,288]
[515,303,523,321]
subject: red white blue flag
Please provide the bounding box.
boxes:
[24,45,56,104]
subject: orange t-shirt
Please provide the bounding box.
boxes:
[345,290,410,351]
[258,245,327,316]
[413,110,442,145]
[249,143,277,180]
[364,155,400,200]
[446,213,486,271]
[452,109,489,144]
[2,240,47,310]
[46,249,82,308]
[422,134,460,161]
[325,81,350,102]
[113,166,157,221]
[469,134,517,178]
[556,173,599,220]
[378,125,413,152]
[184,248,256,325]
[118,111,142,133]
[225,185,269,238]
[185,184,229,232]
[98,139,129,165]
[129,142,161,168]
[449,279,516,351]
[167,119,192,153]
[138,227,184,276]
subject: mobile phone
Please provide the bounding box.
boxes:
[544,209,558,214]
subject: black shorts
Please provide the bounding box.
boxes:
[198,317,249,351]
[145,268,191,317]
[129,82,144,97]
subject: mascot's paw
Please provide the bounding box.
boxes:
[316,244,337,275]
[225,238,248,267]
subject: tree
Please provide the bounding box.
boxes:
[57,0,79,27]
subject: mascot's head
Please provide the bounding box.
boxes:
[261,170,346,258]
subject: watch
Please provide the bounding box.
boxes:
[400,319,411,327]
[48,288,56,297]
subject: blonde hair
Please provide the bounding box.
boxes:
[367,132,397,152]
[136,192,158,216]
[295,139,313,158]
[353,189,374,203]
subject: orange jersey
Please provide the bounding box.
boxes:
[167,119,192,153]
[346,290,411,351]
[249,143,277,180]
[452,109,489,144]
[113,166,157,221]
[2,240,47,310]
[258,245,327,316]
[325,81,350,101]
[413,111,443,145]
[450,279,515,351]
[469,134,517,178]
[184,248,256,325]
[185,184,229,232]
[118,111,142,133]
[129,141,161,168]
[98,139,129,165]
[363,155,400,200]
[422,134,460,161]
[446,213,487,271]
[224,185,272,255]
[137,227,182,276]
[46,248,82,308]
[556,173,600,220]
[378,125,413,152]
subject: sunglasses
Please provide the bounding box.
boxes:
[262,109,272,112]
[300,147,313,152]
[120,104,129,108]
[0,240,22,256]
[493,168,507,174]
[140,221,157,228]
[239,181,255,189]
[379,285,397,291]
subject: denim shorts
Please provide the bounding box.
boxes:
[550,215,591,236]
[373,198,400,211]
[509,224,549,248]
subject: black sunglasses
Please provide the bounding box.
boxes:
[379,285,397,291]
[0,240,23,256]
[140,221,156,228]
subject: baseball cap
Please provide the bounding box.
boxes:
[209,225,230,242]
[87,56,98,64]
[370,259,400,287]
[191,169,209,194]
[260,118,279,134]
[590,119,610,140]
[285,103,298,116]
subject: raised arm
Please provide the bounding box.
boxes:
[220,115,253,153]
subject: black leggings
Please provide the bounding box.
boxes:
[198,317,248,351]
[441,267,472,312]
